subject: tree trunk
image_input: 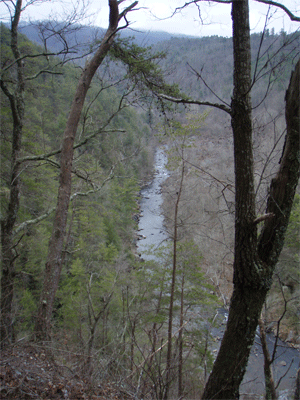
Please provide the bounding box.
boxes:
[201,0,300,397]
[258,318,277,400]
[178,272,185,398]
[33,0,122,341]
[294,368,300,400]
[0,0,24,348]
[164,160,185,400]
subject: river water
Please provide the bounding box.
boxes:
[137,147,299,399]
[137,146,169,260]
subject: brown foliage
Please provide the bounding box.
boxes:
[0,344,134,399]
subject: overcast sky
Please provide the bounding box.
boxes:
[1,0,299,37]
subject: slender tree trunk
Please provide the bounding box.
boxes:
[178,272,185,398]
[164,161,185,400]
[130,320,136,372]
[258,318,277,400]
[140,290,163,399]
[202,0,300,398]
[0,0,24,348]
[294,368,300,400]
[34,0,123,341]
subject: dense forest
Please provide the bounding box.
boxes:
[1,0,299,398]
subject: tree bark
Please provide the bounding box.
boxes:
[201,0,300,398]
[33,0,124,341]
[258,59,300,265]
[0,0,25,348]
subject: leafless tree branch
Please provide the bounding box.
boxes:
[157,94,232,115]
[187,63,231,108]
[174,0,300,23]
[253,213,275,225]
[254,0,300,22]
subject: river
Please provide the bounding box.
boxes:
[137,147,299,399]
[137,146,169,260]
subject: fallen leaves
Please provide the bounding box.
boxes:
[0,344,134,399]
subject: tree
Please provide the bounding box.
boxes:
[0,0,98,347]
[156,116,218,399]
[164,134,185,400]
[206,6,299,400]
[0,1,25,346]
[159,0,299,398]
[33,0,138,341]
[1,0,181,346]
[0,0,112,347]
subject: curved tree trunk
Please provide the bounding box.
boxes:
[201,0,300,397]
[33,0,137,341]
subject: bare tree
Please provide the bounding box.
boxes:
[159,0,299,398]
[164,145,185,400]
[205,3,299,398]
[203,4,299,399]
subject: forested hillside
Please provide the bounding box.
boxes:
[1,6,299,399]
[156,29,300,329]
[155,24,300,398]
[1,20,157,331]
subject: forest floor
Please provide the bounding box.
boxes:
[0,343,134,400]
[1,340,299,399]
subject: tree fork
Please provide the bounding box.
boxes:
[202,0,300,397]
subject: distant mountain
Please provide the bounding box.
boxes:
[18,21,196,51]
[17,21,299,110]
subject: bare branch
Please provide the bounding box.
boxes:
[275,358,295,388]
[13,164,116,236]
[173,0,231,16]
[25,70,63,81]
[254,0,300,22]
[126,320,189,380]
[253,213,275,225]
[13,136,141,236]
[174,0,300,23]
[17,129,125,164]
[187,63,231,108]
[1,52,68,75]
[183,157,234,192]
[13,206,56,235]
[255,128,286,199]
[157,93,232,115]
[118,0,138,21]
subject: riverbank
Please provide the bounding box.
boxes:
[137,145,299,399]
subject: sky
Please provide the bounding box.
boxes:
[1,0,299,38]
